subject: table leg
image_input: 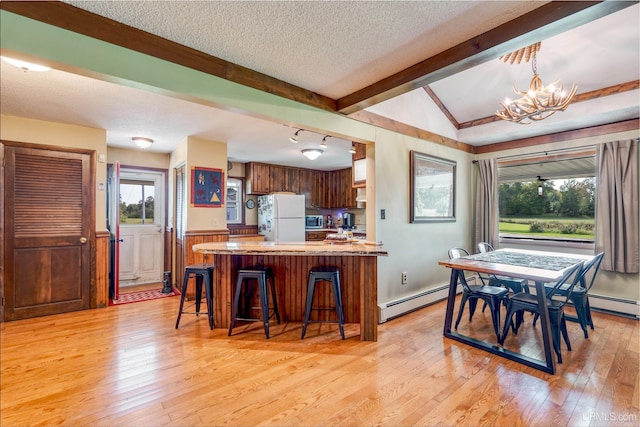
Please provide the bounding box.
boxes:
[443,268,458,335]
[442,268,557,374]
[535,280,557,373]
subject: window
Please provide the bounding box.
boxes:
[226,177,244,224]
[497,150,596,243]
[119,179,155,225]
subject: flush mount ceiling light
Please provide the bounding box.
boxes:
[132,137,154,149]
[1,56,51,72]
[319,135,329,149]
[301,148,323,160]
[495,43,578,124]
[289,129,303,143]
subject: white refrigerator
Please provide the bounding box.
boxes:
[257,194,306,242]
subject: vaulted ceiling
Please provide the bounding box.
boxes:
[1,1,638,170]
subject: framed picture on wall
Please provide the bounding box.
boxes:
[410,151,456,223]
[191,167,224,207]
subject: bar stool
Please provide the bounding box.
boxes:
[228,265,280,338]
[301,266,345,340]
[175,263,214,330]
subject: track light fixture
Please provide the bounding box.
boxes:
[301,149,323,160]
[348,144,356,154]
[319,135,329,149]
[289,129,303,143]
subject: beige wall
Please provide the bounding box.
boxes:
[185,136,228,231]
[107,146,170,170]
[1,114,108,231]
[373,127,475,303]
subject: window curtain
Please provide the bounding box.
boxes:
[595,139,639,273]
[475,158,499,249]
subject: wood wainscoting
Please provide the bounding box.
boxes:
[175,229,229,289]
[95,231,110,308]
[228,224,259,235]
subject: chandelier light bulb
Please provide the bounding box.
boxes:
[495,49,578,124]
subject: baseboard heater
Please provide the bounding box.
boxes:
[587,293,639,319]
[378,285,451,323]
[377,281,639,323]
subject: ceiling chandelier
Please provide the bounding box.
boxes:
[495,43,578,124]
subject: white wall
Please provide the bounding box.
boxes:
[373,127,475,303]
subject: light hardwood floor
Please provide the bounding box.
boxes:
[1,294,638,426]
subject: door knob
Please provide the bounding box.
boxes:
[79,237,87,244]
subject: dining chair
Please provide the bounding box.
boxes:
[477,242,530,295]
[534,252,604,338]
[448,247,509,341]
[476,242,529,326]
[499,261,584,364]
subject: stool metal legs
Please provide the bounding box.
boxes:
[175,265,214,330]
[302,268,345,340]
[229,268,280,339]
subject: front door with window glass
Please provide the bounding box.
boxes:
[118,169,165,286]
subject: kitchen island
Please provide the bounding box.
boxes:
[192,241,388,341]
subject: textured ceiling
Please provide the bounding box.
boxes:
[68,0,542,99]
[1,1,638,170]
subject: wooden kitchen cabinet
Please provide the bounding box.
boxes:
[268,165,300,193]
[246,162,354,208]
[330,168,357,208]
[305,230,327,241]
[246,162,271,194]
[352,142,366,188]
[269,165,285,192]
[299,168,316,208]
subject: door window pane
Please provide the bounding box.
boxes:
[120,180,155,224]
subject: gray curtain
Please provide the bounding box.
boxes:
[475,158,499,250]
[595,139,639,273]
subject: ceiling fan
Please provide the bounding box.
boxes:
[536,176,547,196]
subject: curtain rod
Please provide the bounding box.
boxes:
[496,144,597,161]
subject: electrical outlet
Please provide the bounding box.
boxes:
[381,209,386,220]
[401,272,408,284]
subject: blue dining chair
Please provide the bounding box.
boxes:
[476,243,530,325]
[534,252,604,338]
[499,261,583,364]
[448,247,509,341]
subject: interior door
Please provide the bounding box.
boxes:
[107,161,121,300]
[2,143,92,321]
[118,169,165,288]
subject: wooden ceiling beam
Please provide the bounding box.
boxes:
[474,118,639,154]
[0,1,337,113]
[458,80,640,129]
[336,1,634,115]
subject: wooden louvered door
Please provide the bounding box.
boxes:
[3,143,93,321]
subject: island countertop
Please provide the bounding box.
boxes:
[191,240,387,341]
[193,241,388,257]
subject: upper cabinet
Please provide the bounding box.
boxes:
[246,162,356,209]
[352,142,366,188]
[246,162,270,194]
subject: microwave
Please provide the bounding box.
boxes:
[305,215,324,229]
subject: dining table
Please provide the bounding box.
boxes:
[438,248,592,374]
